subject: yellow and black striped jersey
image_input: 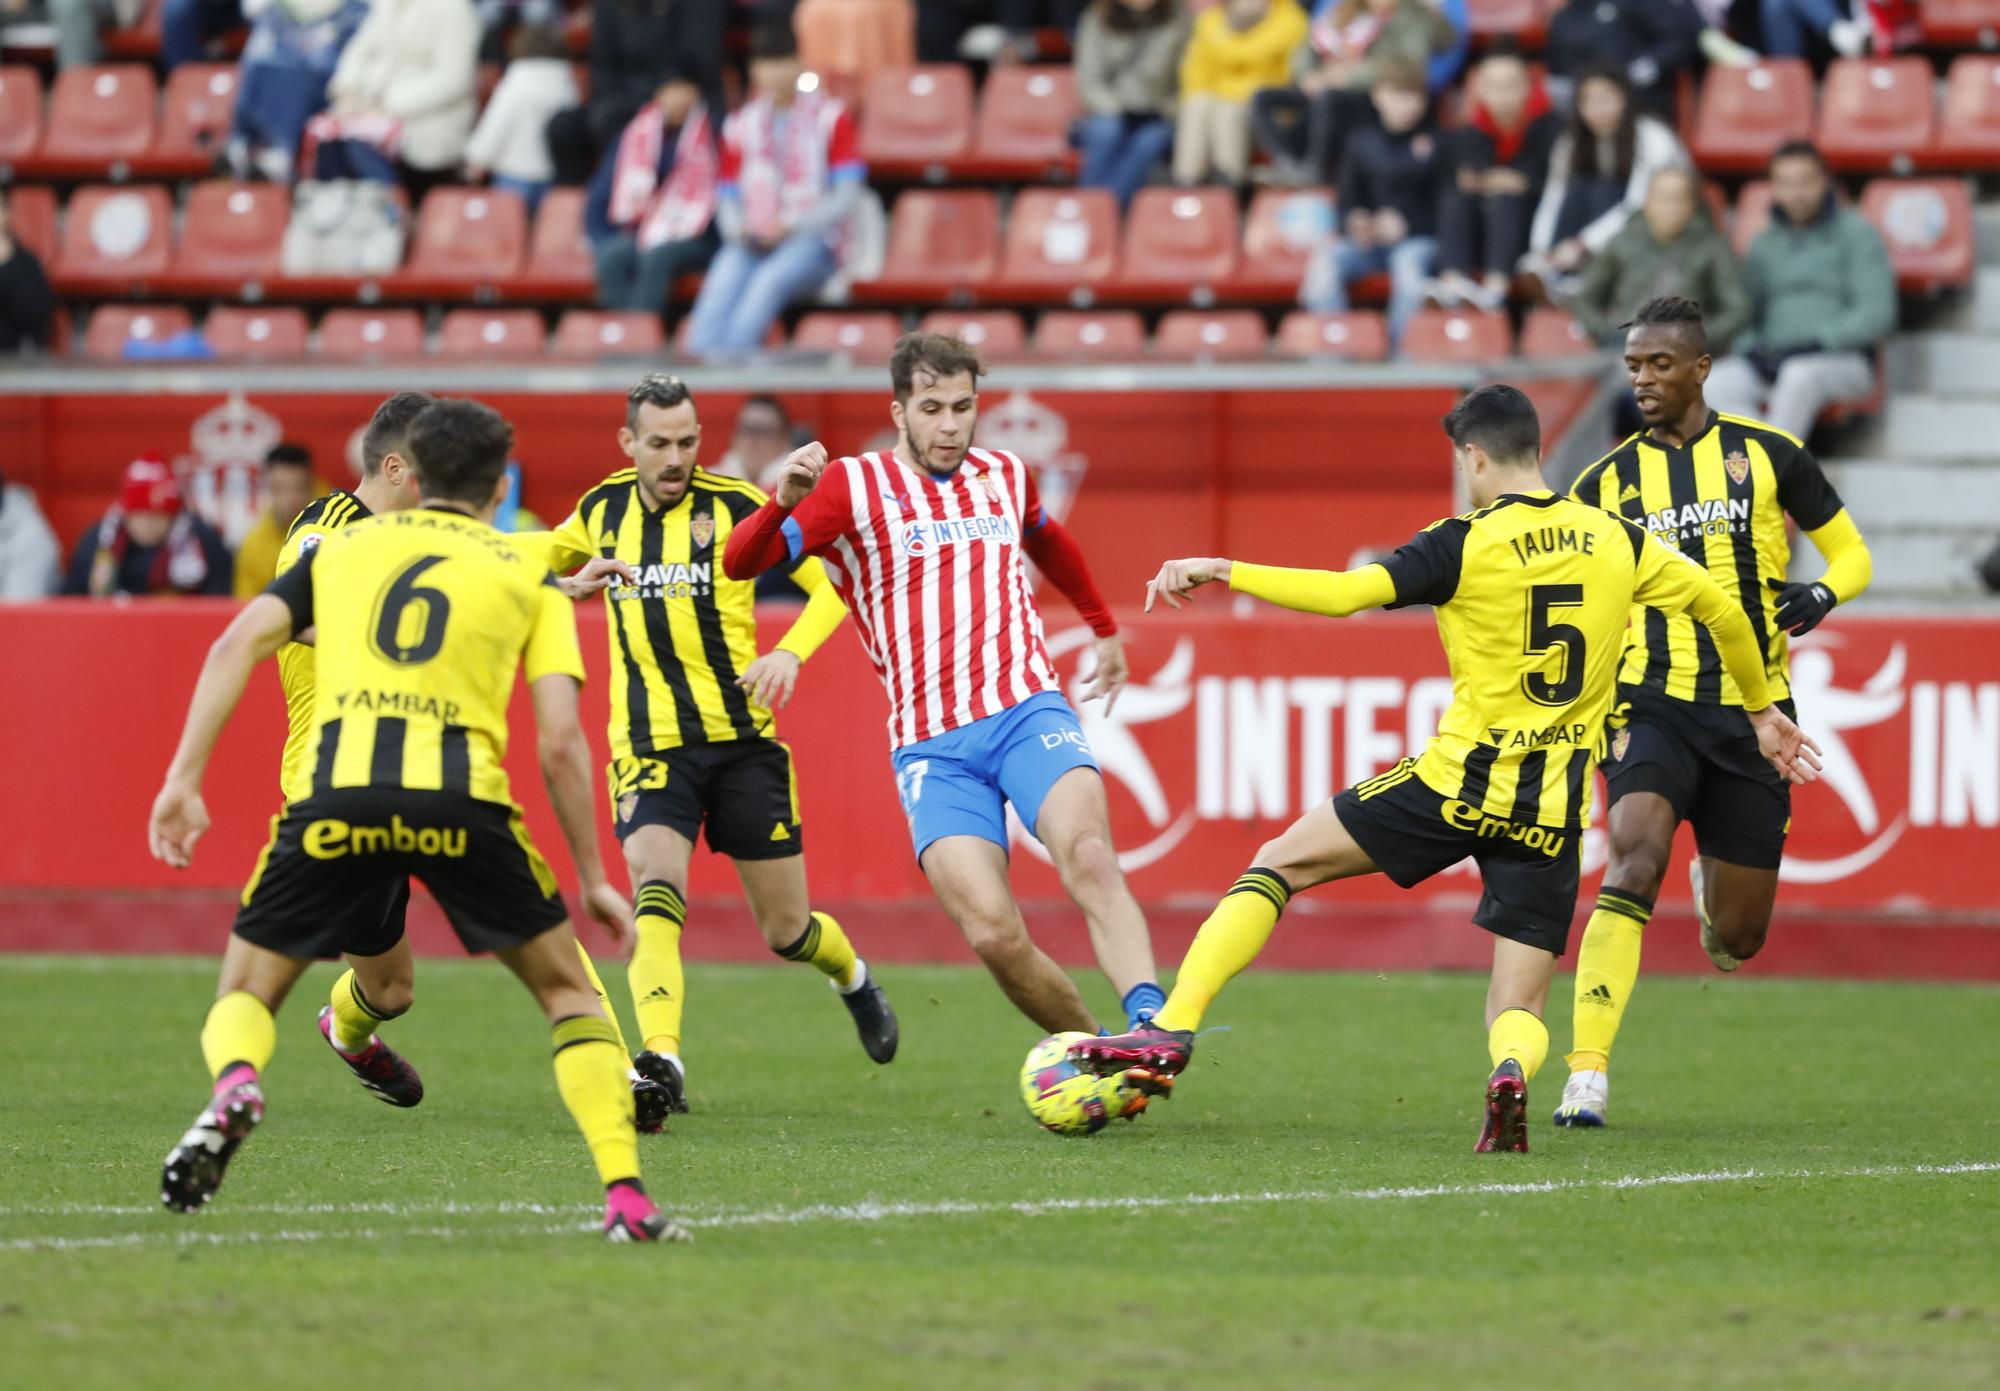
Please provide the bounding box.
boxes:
[1570,411,1844,707]
[266,505,585,806]
[1381,491,1733,830]
[274,489,372,803]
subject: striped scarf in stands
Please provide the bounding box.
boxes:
[729,91,841,246]
[609,103,719,251]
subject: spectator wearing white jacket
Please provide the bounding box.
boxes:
[0,470,60,601]
[464,25,580,212]
[315,0,480,184]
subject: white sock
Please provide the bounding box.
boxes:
[832,957,869,995]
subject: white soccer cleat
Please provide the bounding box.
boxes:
[1552,1069,1608,1128]
[1689,858,1741,973]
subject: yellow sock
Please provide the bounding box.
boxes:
[200,990,277,1081]
[629,880,687,1057]
[775,910,861,991]
[1488,1007,1550,1081]
[1155,868,1291,1033]
[327,968,392,1053]
[574,941,631,1056]
[1567,887,1654,1073]
[551,1014,640,1188]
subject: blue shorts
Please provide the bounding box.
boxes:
[890,692,1100,860]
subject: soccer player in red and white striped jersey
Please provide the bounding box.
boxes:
[726,333,1166,1041]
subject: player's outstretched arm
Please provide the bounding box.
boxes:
[1767,509,1873,636]
[530,671,634,956]
[1148,557,1397,618]
[557,556,637,600]
[1021,510,1124,711]
[722,442,829,580]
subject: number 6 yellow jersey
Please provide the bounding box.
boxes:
[266,505,586,807]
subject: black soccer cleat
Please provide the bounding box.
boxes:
[1475,1059,1529,1154]
[839,966,899,1064]
[161,1076,264,1213]
[631,1051,687,1132]
[1067,1023,1196,1078]
[317,1006,424,1107]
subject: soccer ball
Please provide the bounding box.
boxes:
[1019,1032,1150,1136]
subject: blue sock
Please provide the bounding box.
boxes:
[1121,982,1166,1030]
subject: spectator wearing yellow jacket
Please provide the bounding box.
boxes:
[1175,0,1308,185]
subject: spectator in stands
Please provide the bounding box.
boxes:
[1301,57,1441,347]
[1545,0,1699,120]
[1073,0,1190,211]
[915,0,1090,64]
[492,461,546,532]
[0,189,54,356]
[1174,0,1309,187]
[311,0,479,188]
[681,24,866,356]
[0,466,61,601]
[1704,140,1896,441]
[231,443,321,598]
[588,71,722,316]
[1758,0,1871,58]
[1521,65,1687,293]
[463,24,578,213]
[61,458,233,599]
[711,394,795,490]
[1569,166,1749,351]
[225,0,368,184]
[547,0,727,186]
[48,0,146,69]
[1432,44,1557,312]
[162,0,244,70]
[1249,0,1458,186]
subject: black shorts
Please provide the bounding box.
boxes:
[609,739,802,861]
[234,788,568,959]
[1602,686,1793,870]
[1331,760,1582,956]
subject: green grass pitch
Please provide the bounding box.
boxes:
[3,954,1998,1389]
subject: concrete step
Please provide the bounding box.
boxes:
[1821,528,1998,599]
[1968,267,2000,333]
[1825,459,2000,527]
[1888,332,2000,396]
[1876,396,2000,457]
[1976,200,2000,267]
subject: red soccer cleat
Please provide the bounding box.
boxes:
[1066,1023,1195,1078]
[1475,1060,1529,1153]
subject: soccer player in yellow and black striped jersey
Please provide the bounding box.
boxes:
[1071,385,1819,1152]
[537,374,897,1127]
[1553,296,1874,1129]
[147,397,684,1241]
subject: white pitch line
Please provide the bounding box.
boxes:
[2,1160,1995,1252]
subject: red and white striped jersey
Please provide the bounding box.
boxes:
[775,447,1063,749]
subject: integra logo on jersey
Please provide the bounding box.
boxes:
[1438,800,1567,857]
[895,514,1018,558]
[1646,497,1751,540]
[614,561,713,601]
[303,816,468,859]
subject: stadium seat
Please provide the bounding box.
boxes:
[1691,60,1813,175]
[1730,180,1773,259]
[1518,306,1598,359]
[1400,308,1511,365]
[204,306,310,361]
[857,66,974,178]
[1922,0,2000,46]
[992,188,1120,304]
[1932,57,2000,172]
[1030,309,1144,360]
[794,0,916,93]
[1153,311,1267,360]
[138,64,238,177]
[81,304,192,362]
[163,181,288,295]
[1860,179,1976,293]
[391,188,529,300]
[550,310,666,359]
[791,311,903,361]
[1275,311,1388,362]
[917,310,1028,360]
[317,308,425,361]
[6,185,57,263]
[1464,0,1547,50]
[854,189,999,303]
[1815,58,1936,175]
[0,66,43,173]
[53,184,174,294]
[27,65,159,178]
[437,309,546,360]
[1107,187,1240,302]
[101,0,162,58]
[964,66,1081,180]
[1228,188,1334,301]
[511,186,595,300]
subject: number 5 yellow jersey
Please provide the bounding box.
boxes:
[266,505,586,807]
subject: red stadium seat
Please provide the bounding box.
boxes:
[0,66,43,172]
[1815,58,1936,175]
[1860,179,1976,293]
[391,188,529,300]
[437,309,546,359]
[27,65,158,178]
[204,306,310,361]
[1464,0,1548,50]
[1108,187,1240,302]
[1152,310,1267,360]
[317,308,425,361]
[54,184,174,294]
[512,186,595,300]
[1227,188,1333,301]
[550,310,666,359]
[1518,306,1598,359]
[1030,309,1144,360]
[1730,180,1773,259]
[81,304,192,362]
[993,188,1120,304]
[857,66,974,178]
[1691,60,1813,176]
[138,64,238,177]
[164,181,288,294]
[6,185,57,263]
[1923,0,2000,46]
[964,66,1080,180]
[854,189,999,303]
[1932,57,2000,172]
[1400,308,1511,364]
[1275,310,1388,361]
[917,310,1028,360]
[791,311,903,361]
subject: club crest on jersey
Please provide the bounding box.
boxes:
[1725,451,1750,485]
[1611,728,1631,762]
[691,513,714,550]
[298,532,323,555]
[975,471,999,499]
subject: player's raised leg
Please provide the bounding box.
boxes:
[923,835,1100,1034]
[736,854,899,1063]
[1479,939,1557,1154]
[620,822,696,1125]
[1030,767,1165,1028]
[1690,857,1780,971]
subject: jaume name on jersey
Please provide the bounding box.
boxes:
[1506,526,1599,566]
[1485,721,1591,749]
[328,688,464,722]
[1646,497,1751,540]
[611,561,714,601]
[896,514,1019,558]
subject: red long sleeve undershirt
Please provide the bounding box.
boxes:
[721,497,791,579]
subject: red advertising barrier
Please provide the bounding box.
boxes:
[2,602,1996,978]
